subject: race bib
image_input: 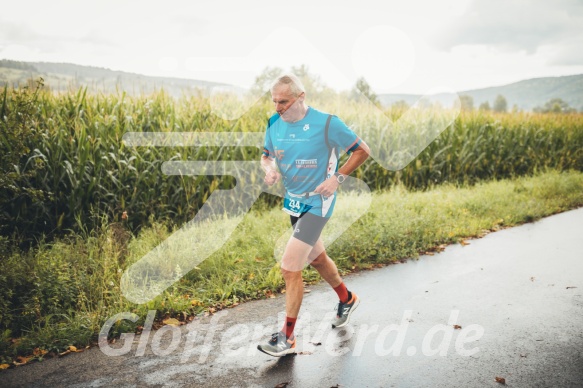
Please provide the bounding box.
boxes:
[283,196,312,217]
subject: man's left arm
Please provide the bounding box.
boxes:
[314,141,370,197]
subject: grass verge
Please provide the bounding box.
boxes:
[1,169,583,367]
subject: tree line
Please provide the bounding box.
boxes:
[458,94,579,113]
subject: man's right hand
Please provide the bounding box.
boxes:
[264,170,281,186]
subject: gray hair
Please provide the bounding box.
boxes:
[270,74,305,97]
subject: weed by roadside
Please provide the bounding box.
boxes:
[1,169,583,368]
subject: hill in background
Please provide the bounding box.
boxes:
[378,74,583,112]
[0,59,224,97]
[1,59,582,111]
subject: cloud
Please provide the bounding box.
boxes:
[434,0,583,57]
[548,37,583,66]
[0,24,66,56]
[0,21,43,45]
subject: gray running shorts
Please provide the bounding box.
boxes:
[289,212,329,246]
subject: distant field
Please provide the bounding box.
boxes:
[3,60,582,109]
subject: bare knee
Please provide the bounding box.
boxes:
[281,268,302,282]
[310,251,328,268]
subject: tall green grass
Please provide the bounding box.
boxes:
[1,85,582,241]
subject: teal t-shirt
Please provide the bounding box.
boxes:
[263,107,361,218]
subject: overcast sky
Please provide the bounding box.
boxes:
[1,0,582,94]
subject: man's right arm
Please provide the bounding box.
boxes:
[261,155,281,186]
[262,115,281,186]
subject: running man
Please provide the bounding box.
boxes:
[257,74,370,357]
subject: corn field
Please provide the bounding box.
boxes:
[1,83,582,241]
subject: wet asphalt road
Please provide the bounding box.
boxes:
[2,208,583,388]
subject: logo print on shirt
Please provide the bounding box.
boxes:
[275,149,285,160]
[295,159,318,169]
[303,124,310,131]
[289,133,296,139]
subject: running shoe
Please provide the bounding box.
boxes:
[257,332,296,357]
[332,292,360,328]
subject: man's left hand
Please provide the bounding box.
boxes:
[314,177,340,197]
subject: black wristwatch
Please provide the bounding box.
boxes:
[334,172,346,184]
